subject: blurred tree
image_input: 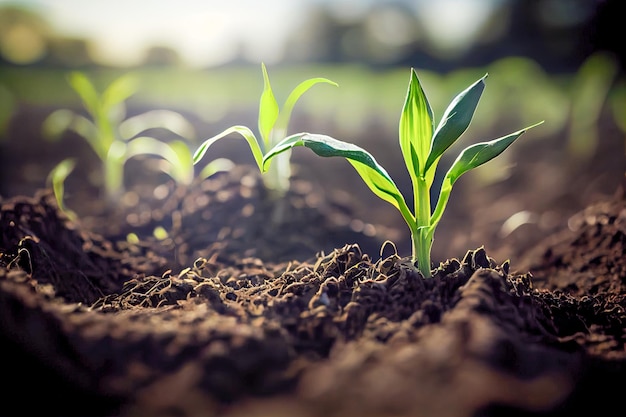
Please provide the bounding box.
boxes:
[283,4,348,63]
[359,2,420,65]
[499,0,597,72]
[0,5,51,65]
[142,45,183,67]
[285,0,621,74]
[45,37,94,68]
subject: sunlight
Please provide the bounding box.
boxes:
[415,0,502,56]
[11,0,303,67]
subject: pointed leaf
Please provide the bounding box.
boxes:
[258,63,279,149]
[263,133,414,227]
[424,74,487,173]
[446,123,542,185]
[102,73,138,111]
[429,121,543,229]
[47,157,76,189]
[193,125,264,171]
[399,68,433,179]
[273,77,338,139]
[67,72,100,117]
[46,157,76,218]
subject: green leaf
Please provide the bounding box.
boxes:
[124,137,191,184]
[446,123,542,185]
[47,158,76,218]
[168,140,193,170]
[429,121,543,229]
[258,63,279,149]
[273,77,338,139]
[119,109,196,141]
[41,109,75,141]
[399,68,433,179]
[424,74,487,174]
[167,140,195,184]
[193,125,264,171]
[198,158,235,181]
[101,73,138,111]
[263,133,414,227]
[67,72,100,118]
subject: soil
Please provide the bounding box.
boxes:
[1,103,625,417]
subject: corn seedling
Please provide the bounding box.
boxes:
[124,137,234,186]
[192,63,337,197]
[262,68,543,278]
[42,71,199,199]
[45,139,232,221]
[568,52,618,159]
[47,157,77,221]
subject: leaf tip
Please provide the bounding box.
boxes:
[517,120,545,136]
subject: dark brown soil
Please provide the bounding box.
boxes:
[1,103,625,417]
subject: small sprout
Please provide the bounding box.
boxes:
[263,68,543,278]
[46,158,77,221]
[42,71,199,200]
[193,63,337,197]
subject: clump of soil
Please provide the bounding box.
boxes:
[0,167,624,416]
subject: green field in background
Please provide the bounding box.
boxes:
[1,56,623,147]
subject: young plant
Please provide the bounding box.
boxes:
[262,68,543,278]
[192,63,337,197]
[44,140,232,222]
[42,71,199,200]
[47,157,77,221]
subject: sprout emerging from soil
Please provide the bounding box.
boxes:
[42,71,204,200]
[262,68,543,278]
[192,63,338,197]
[47,157,77,221]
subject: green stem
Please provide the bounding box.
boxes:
[263,150,291,196]
[104,141,126,201]
[414,175,432,277]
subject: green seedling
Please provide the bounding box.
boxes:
[192,63,337,196]
[568,52,618,158]
[262,68,543,278]
[43,71,199,199]
[124,137,234,186]
[47,157,77,221]
[44,139,232,221]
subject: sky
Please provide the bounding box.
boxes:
[2,0,502,67]
[11,0,306,66]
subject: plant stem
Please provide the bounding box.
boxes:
[263,150,291,195]
[264,148,291,225]
[415,175,432,277]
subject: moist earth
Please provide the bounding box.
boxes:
[1,163,624,417]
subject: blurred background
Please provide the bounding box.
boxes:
[0,0,624,262]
